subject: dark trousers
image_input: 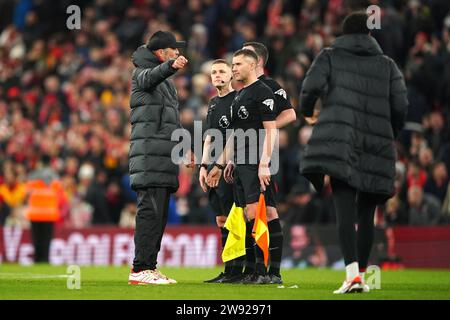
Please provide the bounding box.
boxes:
[133,187,170,272]
[330,177,378,269]
[31,221,54,263]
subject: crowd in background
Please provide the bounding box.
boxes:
[0,0,449,231]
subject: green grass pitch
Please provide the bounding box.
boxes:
[0,264,449,300]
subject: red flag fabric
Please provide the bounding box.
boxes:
[252,193,270,267]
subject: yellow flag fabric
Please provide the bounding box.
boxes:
[222,203,246,262]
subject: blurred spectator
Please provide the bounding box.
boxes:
[281,225,327,268]
[0,165,26,225]
[408,131,427,158]
[115,7,146,52]
[424,162,449,203]
[0,0,449,228]
[282,182,321,225]
[407,185,441,225]
[119,203,137,229]
[418,147,434,172]
[283,125,312,194]
[424,111,449,156]
[442,181,450,224]
[25,155,64,263]
[382,195,409,226]
[406,159,428,188]
[78,163,111,225]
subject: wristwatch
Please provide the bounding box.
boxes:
[213,162,225,170]
[200,163,208,170]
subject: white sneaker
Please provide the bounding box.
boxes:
[333,276,363,294]
[154,269,177,284]
[359,275,371,292]
[361,280,370,293]
[128,269,171,285]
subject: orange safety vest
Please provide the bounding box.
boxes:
[25,180,61,222]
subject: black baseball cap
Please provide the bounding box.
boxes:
[146,31,186,50]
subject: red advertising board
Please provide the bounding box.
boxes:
[393,227,450,268]
[0,226,222,266]
[1,226,450,268]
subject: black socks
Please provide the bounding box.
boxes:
[243,221,256,274]
[268,219,283,276]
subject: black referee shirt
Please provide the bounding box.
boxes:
[258,74,292,116]
[204,91,236,153]
[230,79,276,164]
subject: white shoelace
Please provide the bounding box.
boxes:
[154,269,172,280]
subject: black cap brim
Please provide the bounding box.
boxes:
[147,41,186,50]
[174,41,186,48]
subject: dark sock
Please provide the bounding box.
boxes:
[254,244,267,276]
[268,219,283,276]
[232,255,245,275]
[221,227,233,274]
[243,220,255,274]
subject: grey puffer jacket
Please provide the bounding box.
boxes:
[129,45,181,192]
[299,34,408,203]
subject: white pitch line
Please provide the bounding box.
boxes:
[0,272,71,279]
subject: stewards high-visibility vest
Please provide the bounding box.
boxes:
[25,180,61,222]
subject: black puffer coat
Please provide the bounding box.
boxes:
[299,34,408,203]
[129,45,181,192]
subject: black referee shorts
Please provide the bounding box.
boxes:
[233,164,277,208]
[208,176,234,216]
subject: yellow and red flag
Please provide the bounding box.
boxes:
[252,193,270,267]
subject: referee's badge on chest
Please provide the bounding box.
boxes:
[219,115,230,128]
[237,106,249,119]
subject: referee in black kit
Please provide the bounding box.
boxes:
[242,41,296,283]
[199,59,244,283]
[242,42,296,128]
[207,49,278,285]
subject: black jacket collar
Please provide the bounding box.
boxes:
[132,45,161,68]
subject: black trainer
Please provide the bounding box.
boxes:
[220,273,244,283]
[236,273,253,284]
[204,272,227,283]
[241,273,270,285]
[268,274,283,284]
[226,273,250,284]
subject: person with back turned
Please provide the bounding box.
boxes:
[298,12,408,293]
